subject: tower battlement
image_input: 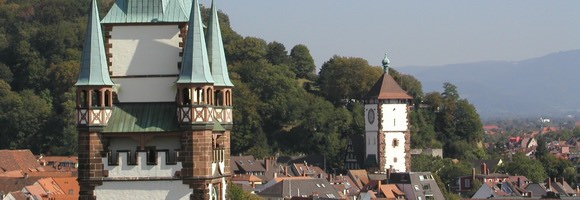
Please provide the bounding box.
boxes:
[103,151,183,178]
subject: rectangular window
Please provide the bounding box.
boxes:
[465,179,471,188]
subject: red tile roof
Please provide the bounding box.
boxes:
[0,177,42,194]
[0,150,42,172]
[53,177,80,199]
[364,73,412,100]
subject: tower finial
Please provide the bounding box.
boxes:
[382,53,390,74]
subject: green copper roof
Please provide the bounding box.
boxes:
[103,103,179,133]
[101,0,192,24]
[176,0,214,84]
[206,0,233,87]
[212,121,225,132]
[75,0,114,86]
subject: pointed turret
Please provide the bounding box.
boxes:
[206,0,233,87]
[74,0,115,127]
[177,0,214,84]
[176,0,215,125]
[206,0,233,127]
[76,0,113,87]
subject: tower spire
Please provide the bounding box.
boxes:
[75,0,113,86]
[382,53,390,75]
[177,0,215,84]
[207,0,233,87]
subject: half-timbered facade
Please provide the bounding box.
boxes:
[75,0,233,199]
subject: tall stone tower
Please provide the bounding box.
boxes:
[75,0,233,199]
[363,54,412,173]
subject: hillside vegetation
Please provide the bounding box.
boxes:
[0,0,484,168]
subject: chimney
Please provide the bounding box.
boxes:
[547,178,552,191]
[378,179,382,196]
[274,172,277,179]
[518,177,521,187]
[481,163,487,175]
[265,158,271,173]
[285,166,288,176]
[472,168,476,181]
[560,177,564,185]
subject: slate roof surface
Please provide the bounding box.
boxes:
[102,0,192,24]
[0,150,42,172]
[103,102,179,133]
[259,178,341,199]
[364,73,412,100]
[176,0,215,84]
[75,0,114,86]
[206,0,233,87]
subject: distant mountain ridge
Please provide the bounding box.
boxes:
[398,49,580,118]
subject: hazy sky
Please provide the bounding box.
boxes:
[212,1,580,68]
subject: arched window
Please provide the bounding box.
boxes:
[80,90,88,108]
[104,90,111,107]
[215,90,223,106]
[182,88,191,105]
[225,90,231,106]
[195,88,203,104]
[207,88,213,105]
[92,89,101,107]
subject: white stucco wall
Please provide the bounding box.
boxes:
[112,77,177,102]
[382,132,407,172]
[109,25,181,76]
[95,181,191,200]
[145,136,181,150]
[108,137,138,154]
[380,104,408,132]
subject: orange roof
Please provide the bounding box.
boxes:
[365,73,412,100]
[231,174,263,182]
[24,184,46,199]
[28,171,75,177]
[379,184,404,199]
[37,178,65,195]
[0,150,42,172]
[0,170,24,178]
[348,169,369,189]
[53,177,79,198]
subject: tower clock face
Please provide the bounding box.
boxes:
[368,109,375,124]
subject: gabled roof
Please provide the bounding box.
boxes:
[206,0,233,87]
[75,0,114,86]
[102,0,192,24]
[364,73,412,100]
[0,150,42,172]
[379,184,405,199]
[103,103,179,132]
[176,0,214,84]
[0,177,42,195]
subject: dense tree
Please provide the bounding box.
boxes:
[317,56,382,105]
[500,152,547,183]
[266,41,291,66]
[289,44,316,79]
